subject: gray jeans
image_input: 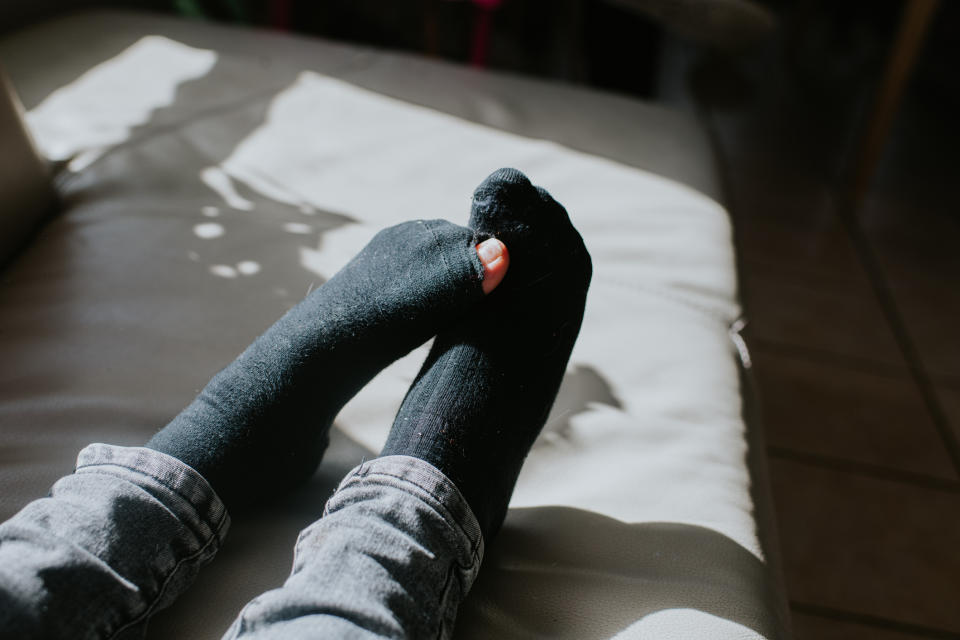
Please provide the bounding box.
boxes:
[0,444,484,639]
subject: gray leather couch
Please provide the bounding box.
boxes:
[0,10,791,639]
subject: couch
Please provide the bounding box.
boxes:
[0,10,791,639]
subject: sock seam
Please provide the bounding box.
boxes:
[423,219,483,291]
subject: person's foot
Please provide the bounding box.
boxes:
[381,168,592,542]
[147,219,508,510]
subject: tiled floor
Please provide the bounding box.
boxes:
[692,12,960,639]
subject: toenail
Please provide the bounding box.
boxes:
[477,238,504,265]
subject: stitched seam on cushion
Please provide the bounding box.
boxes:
[603,276,751,362]
[599,275,738,328]
[105,505,230,640]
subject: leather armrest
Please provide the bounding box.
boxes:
[0,66,55,267]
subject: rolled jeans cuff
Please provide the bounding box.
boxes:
[326,454,485,566]
[75,443,230,544]
[0,443,230,640]
[226,455,484,640]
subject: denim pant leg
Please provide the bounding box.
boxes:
[0,443,230,640]
[223,455,484,640]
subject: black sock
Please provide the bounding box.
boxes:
[381,168,592,541]
[147,220,486,509]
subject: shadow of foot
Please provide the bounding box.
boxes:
[539,364,623,446]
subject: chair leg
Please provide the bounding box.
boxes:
[847,0,940,209]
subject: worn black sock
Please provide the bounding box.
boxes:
[147,220,486,509]
[381,169,592,541]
